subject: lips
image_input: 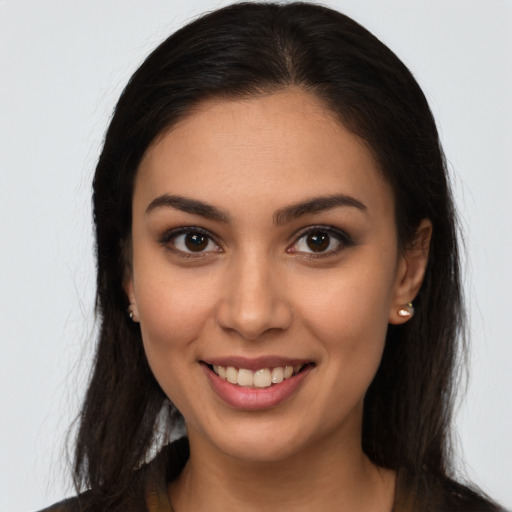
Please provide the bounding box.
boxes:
[201,357,314,410]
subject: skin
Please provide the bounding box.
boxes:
[126,88,431,511]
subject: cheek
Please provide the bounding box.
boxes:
[294,269,394,428]
[134,269,217,360]
[134,272,218,417]
[294,257,396,365]
[301,263,394,317]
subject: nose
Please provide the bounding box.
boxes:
[216,253,293,340]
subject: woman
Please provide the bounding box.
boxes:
[39,2,505,511]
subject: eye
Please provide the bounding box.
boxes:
[288,227,351,256]
[160,227,221,255]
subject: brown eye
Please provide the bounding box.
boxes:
[184,232,209,252]
[288,227,350,256]
[306,231,330,252]
[164,229,220,254]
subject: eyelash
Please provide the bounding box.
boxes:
[158,225,353,259]
[158,226,222,259]
[288,225,353,258]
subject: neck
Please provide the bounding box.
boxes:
[169,426,395,512]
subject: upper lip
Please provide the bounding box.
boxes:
[201,356,313,371]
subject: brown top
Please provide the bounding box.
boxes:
[38,437,506,512]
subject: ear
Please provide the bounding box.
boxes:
[124,277,140,323]
[122,239,140,323]
[388,219,432,325]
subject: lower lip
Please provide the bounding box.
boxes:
[202,364,312,411]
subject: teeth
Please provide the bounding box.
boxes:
[254,368,272,388]
[226,366,238,384]
[237,369,253,387]
[271,367,284,384]
[211,363,305,388]
[283,365,294,379]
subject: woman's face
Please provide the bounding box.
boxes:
[127,89,426,463]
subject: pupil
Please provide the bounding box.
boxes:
[185,233,208,251]
[307,231,329,252]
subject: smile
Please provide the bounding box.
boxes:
[202,358,314,410]
[211,364,304,388]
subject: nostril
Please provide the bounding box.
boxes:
[216,299,293,341]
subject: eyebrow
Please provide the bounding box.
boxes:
[273,194,367,225]
[146,194,230,223]
[145,193,366,225]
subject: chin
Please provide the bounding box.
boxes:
[188,410,337,465]
[217,431,310,464]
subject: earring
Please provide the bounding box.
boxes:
[397,302,414,318]
[128,306,136,321]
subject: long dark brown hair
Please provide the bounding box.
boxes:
[72,2,499,510]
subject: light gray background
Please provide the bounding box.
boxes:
[1,1,510,510]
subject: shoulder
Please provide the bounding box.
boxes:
[35,492,93,512]
[35,437,189,512]
[440,478,507,512]
[34,491,144,512]
[395,470,507,512]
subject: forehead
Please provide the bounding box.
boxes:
[135,88,392,218]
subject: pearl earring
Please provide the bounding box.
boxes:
[397,302,414,318]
